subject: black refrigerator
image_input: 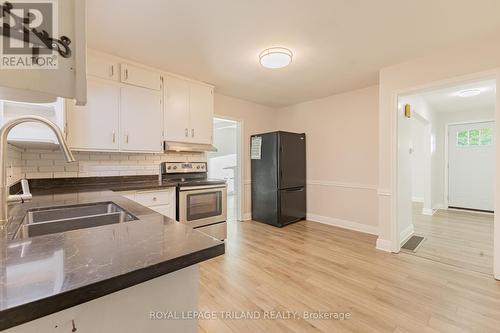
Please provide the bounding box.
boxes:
[251,131,306,227]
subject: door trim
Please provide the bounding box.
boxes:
[213,114,244,222]
[444,119,495,209]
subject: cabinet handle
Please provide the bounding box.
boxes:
[191,128,194,138]
[185,128,188,137]
[125,134,129,144]
[124,68,128,80]
[112,131,116,143]
[110,65,114,78]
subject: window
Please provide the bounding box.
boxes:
[481,128,493,145]
[457,127,493,147]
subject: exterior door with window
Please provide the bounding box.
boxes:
[448,121,495,211]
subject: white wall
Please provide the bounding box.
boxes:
[377,36,500,279]
[411,119,426,202]
[276,85,379,234]
[214,93,278,219]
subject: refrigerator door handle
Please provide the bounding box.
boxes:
[284,187,304,192]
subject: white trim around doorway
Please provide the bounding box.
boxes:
[213,114,244,222]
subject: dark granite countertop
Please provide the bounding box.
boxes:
[23,175,179,195]
[0,176,225,330]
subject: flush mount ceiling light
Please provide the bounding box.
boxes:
[458,89,481,97]
[259,47,293,69]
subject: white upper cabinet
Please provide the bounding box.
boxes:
[164,76,190,142]
[120,63,162,91]
[120,85,163,152]
[66,51,213,152]
[189,82,214,144]
[164,75,214,145]
[67,78,120,151]
[87,55,119,81]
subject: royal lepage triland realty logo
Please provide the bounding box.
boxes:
[0,0,71,69]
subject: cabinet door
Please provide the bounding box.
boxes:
[67,78,120,150]
[120,63,161,91]
[189,82,214,144]
[120,85,163,152]
[87,55,119,81]
[164,76,190,142]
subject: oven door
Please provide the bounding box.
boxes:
[178,185,227,227]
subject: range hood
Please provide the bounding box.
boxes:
[164,141,217,153]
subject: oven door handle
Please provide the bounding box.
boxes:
[179,185,227,191]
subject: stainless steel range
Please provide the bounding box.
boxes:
[160,162,227,240]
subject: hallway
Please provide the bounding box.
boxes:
[409,204,494,275]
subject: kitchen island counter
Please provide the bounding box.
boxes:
[0,178,224,331]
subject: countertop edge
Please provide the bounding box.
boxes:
[0,243,225,331]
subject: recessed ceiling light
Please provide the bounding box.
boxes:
[458,89,481,97]
[259,47,293,69]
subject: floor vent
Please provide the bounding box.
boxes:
[401,235,425,252]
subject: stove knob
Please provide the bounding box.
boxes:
[201,165,205,169]
[173,166,177,170]
[196,166,200,169]
[167,166,171,170]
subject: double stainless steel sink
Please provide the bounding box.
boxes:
[13,202,138,240]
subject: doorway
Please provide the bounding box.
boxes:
[397,79,496,275]
[208,117,242,222]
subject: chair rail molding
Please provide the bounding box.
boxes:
[306,180,377,191]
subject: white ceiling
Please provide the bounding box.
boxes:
[87,0,500,107]
[421,80,496,113]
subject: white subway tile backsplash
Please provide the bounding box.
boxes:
[128,154,147,161]
[9,147,207,181]
[119,171,137,176]
[54,172,78,178]
[90,153,110,161]
[75,152,90,160]
[110,154,129,161]
[26,172,53,179]
[38,165,65,172]
[26,159,53,166]
[65,165,79,172]
[21,152,40,160]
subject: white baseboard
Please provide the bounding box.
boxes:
[376,238,392,252]
[399,224,414,244]
[421,208,435,216]
[412,197,424,203]
[306,213,378,235]
[433,203,446,210]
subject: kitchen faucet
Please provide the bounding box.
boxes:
[0,116,75,227]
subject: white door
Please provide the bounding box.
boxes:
[120,85,163,152]
[67,78,120,150]
[164,76,190,142]
[189,82,214,144]
[448,121,495,211]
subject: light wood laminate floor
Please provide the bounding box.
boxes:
[411,204,494,275]
[198,220,500,333]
